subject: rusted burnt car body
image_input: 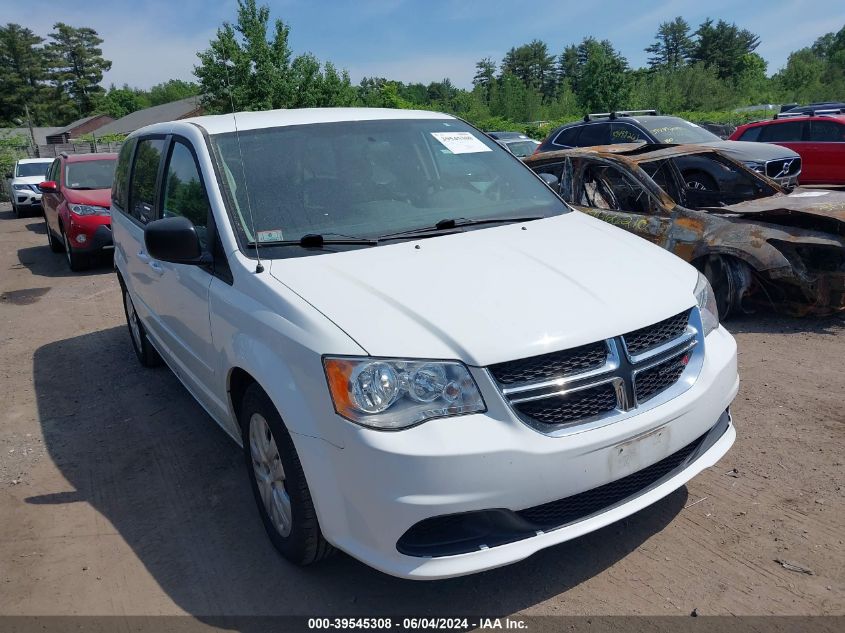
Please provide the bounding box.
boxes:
[525,143,845,317]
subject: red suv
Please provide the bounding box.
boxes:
[730,113,845,185]
[40,153,117,270]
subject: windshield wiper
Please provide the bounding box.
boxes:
[246,233,378,248]
[378,215,545,242]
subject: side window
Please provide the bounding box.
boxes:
[553,126,581,147]
[809,120,845,142]
[162,140,211,248]
[738,126,762,142]
[610,123,648,144]
[112,138,137,210]
[579,163,655,215]
[577,123,610,146]
[759,121,806,142]
[129,138,166,224]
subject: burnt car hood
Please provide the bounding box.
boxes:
[715,188,845,225]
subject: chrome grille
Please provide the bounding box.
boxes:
[513,383,618,426]
[634,349,690,403]
[766,156,801,179]
[489,341,607,385]
[623,310,689,357]
[492,308,703,436]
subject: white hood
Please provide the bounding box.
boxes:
[269,213,699,366]
[12,175,47,186]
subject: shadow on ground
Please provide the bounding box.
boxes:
[17,245,113,278]
[31,326,686,619]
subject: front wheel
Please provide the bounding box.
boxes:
[240,384,334,566]
[62,229,87,271]
[684,171,718,191]
[701,255,752,319]
[121,285,161,367]
[45,216,62,253]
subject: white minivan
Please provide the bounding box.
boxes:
[111,108,738,580]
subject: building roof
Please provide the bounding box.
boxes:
[177,107,453,135]
[51,114,108,135]
[0,127,63,145]
[95,96,203,136]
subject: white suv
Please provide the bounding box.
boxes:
[111,108,738,579]
[5,157,54,216]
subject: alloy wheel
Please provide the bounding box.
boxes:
[249,413,292,537]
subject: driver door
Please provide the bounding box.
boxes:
[574,160,673,247]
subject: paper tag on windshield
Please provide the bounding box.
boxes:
[257,229,284,242]
[431,132,492,154]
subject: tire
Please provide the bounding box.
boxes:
[12,201,20,217]
[61,228,87,271]
[45,216,62,253]
[684,171,718,191]
[701,255,752,319]
[121,285,162,367]
[240,384,334,566]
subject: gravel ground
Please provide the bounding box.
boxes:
[0,202,842,618]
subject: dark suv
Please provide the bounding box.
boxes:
[536,111,802,189]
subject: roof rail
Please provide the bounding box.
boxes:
[584,109,658,122]
[774,108,845,119]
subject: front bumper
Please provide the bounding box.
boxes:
[296,325,739,579]
[14,190,42,207]
[67,223,113,252]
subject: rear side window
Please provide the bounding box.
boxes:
[809,120,845,142]
[46,159,60,184]
[759,121,806,142]
[162,140,211,248]
[738,126,762,142]
[129,138,166,224]
[553,126,581,147]
[112,138,137,210]
[578,123,610,146]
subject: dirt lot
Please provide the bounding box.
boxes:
[0,202,842,618]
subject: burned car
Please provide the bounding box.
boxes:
[525,144,845,317]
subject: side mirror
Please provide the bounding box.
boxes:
[144,216,209,265]
[38,181,58,193]
[539,173,560,186]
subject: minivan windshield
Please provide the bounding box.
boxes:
[210,118,568,253]
[65,159,116,190]
[639,117,721,144]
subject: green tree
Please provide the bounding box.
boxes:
[147,79,200,106]
[46,22,111,115]
[318,62,356,107]
[0,24,62,126]
[472,57,497,103]
[690,19,760,80]
[645,17,693,70]
[97,84,150,118]
[501,39,556,99]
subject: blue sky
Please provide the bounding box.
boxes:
[5,0,844,89]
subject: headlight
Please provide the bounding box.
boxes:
[70,204,109,216]
[12,184,29,190]
[694,272,719,336]
[743,161,764,173]
[323,357,486,429]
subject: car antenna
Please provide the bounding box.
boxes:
[222,57,264,273]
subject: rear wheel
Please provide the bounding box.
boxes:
[121,285,161,367]
[240,384,334,566]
